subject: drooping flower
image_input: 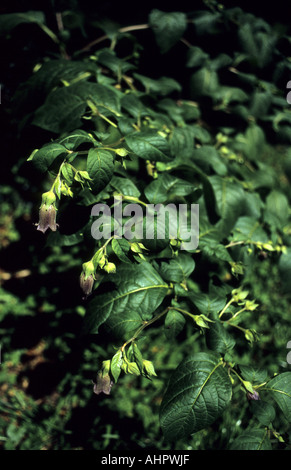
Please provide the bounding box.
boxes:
[37,191,58,233]
[80,260,95,297]
[92,360,113,395]
[92,373,113,395]
[80,272,94,297]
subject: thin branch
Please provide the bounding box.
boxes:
[56,12,64,32]
[78,22,193,54]
[79,23,149,53]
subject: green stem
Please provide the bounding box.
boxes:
[225,240,246,249]
[168,306,196,320]
[121,307,170,351]
[229,366,246,386]
[50,160,66,194]
[231,307,247,321]
[98,113,118,128]
[92,236,114,264]
[219,298,234,318]
[223,321,247,334]
[120,195,148,207]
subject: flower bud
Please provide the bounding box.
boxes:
[247,390,260,401]
[103,262,116,274]
[37,191,58,233]
[142,359,157,377]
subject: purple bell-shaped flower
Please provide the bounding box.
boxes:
[37,191,58,233]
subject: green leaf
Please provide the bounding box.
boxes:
[125,130,171,162]
[239,365,268,384]
[214,86,248,106]
[263,372,291,420]
[279,248,291,293]
[230,428,272,450]
[87,148,115,193]
[0,11,45,35]
[110,350,123,383]
[61,163,75,185]
[231,216,268,243]
[14,60,99,114]
[206,322,236,354]
[189,291,226,316]
[133,74,182,95]
[209,175,247,237]
[236,124,266,162]
[155,158,218,224]
[169,127,195,158]
[136,214,171,253]
[46,230,84,247]
[84,262,168,337]
[186,46,209,68]
[28,143,67,173]
[148,9,187,54]
[121,93,149,119]
[190,67,220,98]
[96,48,135,76]
[32,86,86,133]
[110,176,141,198]
[111,238,131,264]
[144,173,195,204]
[191,10,221,36]
[132,342,143,373]
[249,91,271,119]
[265,190,289,226]
[250,400,276,426]
[192,146,227,176]
[238,21,275,68]
[164,309,186,339]
[160,352,232,440]
[57,129,96,150]
[157,254,195,283]
[33,82,120,133]
[200,241,233,263]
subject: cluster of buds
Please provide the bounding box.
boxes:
[79,250,117,297]
[36,190,58,234]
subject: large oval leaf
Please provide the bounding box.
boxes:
[160,352,232,441]
[230,428,272,450]
[84,262,168,338]
[28,142,67,173]
[263,372,291,421]
[149,9,187,54]
[125,130,171,162]
[87,147,115,193]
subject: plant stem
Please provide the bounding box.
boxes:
[228,366,246,386]
[121,307,170,351]
[168,306,196,320]
[79,24,150,53]
[219,298,234,318]
[231,307,246,321]
[78,21,195,55]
